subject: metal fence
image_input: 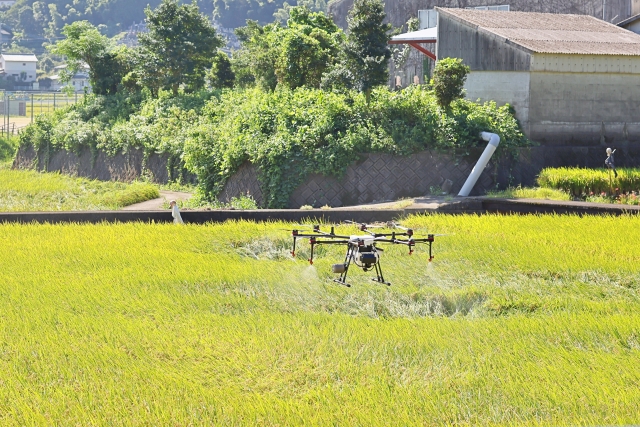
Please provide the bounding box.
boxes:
[0,91,87,137]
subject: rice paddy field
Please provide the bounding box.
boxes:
[0,168,160,211]
[2,214,640,425]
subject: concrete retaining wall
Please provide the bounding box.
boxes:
[219,150,497,208]
[13,145,193,183]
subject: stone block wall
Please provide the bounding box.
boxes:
[13,146,194,184]
[219,150,496,208]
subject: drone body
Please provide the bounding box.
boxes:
[290,222,436,287]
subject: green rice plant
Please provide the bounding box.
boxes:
[487,186,572,201]
[537,167,640,196]
[0,215,640,425]
[0,168,160,210]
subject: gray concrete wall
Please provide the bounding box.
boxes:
[437,12,532,71]
[464,71,531,134]
[528,71,640,145]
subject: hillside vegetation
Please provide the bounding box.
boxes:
[1,215,639,424]
[19,87,527,208]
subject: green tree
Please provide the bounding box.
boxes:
[275,7,342,89]
[233,7,342,90]
[233,20,282,90]
[432,57,470,109]
[50,21,131,95]
[208,51,235,89]
[138,0,223,95]
[341,0,391,102]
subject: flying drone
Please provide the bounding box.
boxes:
[289,221,438,287]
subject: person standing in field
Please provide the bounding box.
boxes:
[169,200,184,224]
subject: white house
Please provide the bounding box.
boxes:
[0,54,37,83]
[50,64,91,92]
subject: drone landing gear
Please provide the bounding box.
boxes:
[371,262,391,286]
[332,245,391,287]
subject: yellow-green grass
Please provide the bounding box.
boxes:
[0,168,160,211]
[1,214,639,425]
[487,186,572,201]
[538,167,640,196]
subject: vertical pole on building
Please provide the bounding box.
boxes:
[5,92,8,138]
[31,93,33,123]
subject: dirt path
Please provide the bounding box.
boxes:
[121,190,192,210]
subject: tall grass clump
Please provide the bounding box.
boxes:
[538,167,640,196]
[487,186,572,201]
[0,169,159,211]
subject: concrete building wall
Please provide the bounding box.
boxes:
[530,53,640,73]
[464,71,530,133]
[623,19,640,33]
[528,70,640,145]
[1,60,36,82]
[437,12,531,71]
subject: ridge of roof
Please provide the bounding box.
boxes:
[436,8,640,56]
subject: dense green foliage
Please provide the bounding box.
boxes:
[138,0,223,95]
[339,0,391,101]
[49,21,131,95]
[208,51,235,89]
[537,167,640,196]
[1,215,640,424]
[46,1,224,96]
[432,57,471,109]
[183,87,528,207]
[18,86,528,208]
[232,7,343,91]
[0,136,19,164]
[0,168,159,210]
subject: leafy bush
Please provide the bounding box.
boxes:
[184,86,528,207]
[537,167,640,196]
[0,136,18,163]
[432,57,470,109]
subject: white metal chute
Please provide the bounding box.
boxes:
[458,132,500,197]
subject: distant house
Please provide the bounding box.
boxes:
[50,64,91,92]
[0,27,12,45]
[0,53,37,88]
[435,8,640,145]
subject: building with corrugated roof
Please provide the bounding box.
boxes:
[436,8,640,145]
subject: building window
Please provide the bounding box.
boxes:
[466,5,510,11]
[22,62,25,66]
[418,9,438,29]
